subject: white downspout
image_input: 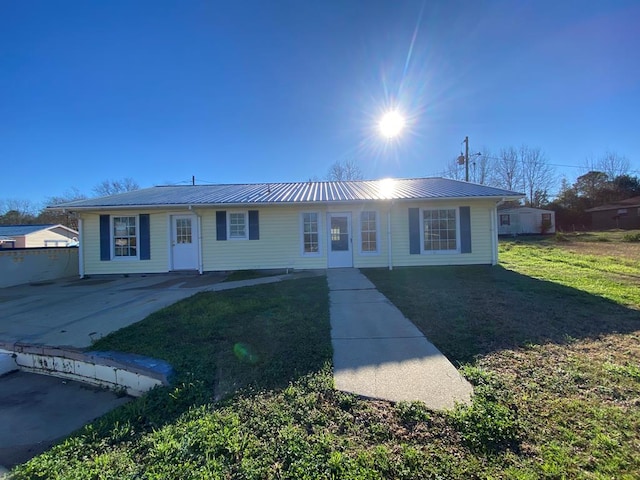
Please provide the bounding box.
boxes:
[387,203,393,270]
[196,213,203,275]
[492,198,506,265]
[78,217,84,279]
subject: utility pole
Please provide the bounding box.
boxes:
[464,136,469,182]
[457,136,470,182]
[457,137,481,182]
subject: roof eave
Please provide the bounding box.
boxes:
[49,194,524,211]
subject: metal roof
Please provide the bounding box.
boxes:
[0,224,58,236]
[585,196,640,212]
[51,177,524,210]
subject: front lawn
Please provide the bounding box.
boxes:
[12,236,640,478]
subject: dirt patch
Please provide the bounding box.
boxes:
[558,241,640,261]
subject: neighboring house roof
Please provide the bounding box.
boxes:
[0,224,78,236]
[498,206,554,213]
[51,178,524,210]
[585,196,640,213]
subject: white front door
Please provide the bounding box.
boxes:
[171,215,199,270]
[327,213,353,268]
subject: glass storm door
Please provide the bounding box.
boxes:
[327,213,353,268]
[171,215,198,270]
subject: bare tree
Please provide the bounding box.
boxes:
[443,156,465,181]
[327,159,363,181]
[0,198,38,216]
[491,147,522,192]
[0,199,39,224]
[471,148,492,185]
[521,146,555,207]
[93,178,140,197]
[584,151,630,179]
[39,187,88,230]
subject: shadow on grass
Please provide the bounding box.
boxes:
[85,276,331,438]
[364,266,639,365]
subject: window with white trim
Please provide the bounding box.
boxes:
[302,212,320,254]
[113,216,137,257]
[228,212,248,239]
[423,208,457,251]
[500,214,510,226]
[360,211,378,253]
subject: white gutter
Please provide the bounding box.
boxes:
[78,217,84,278]
[197,213,204,274]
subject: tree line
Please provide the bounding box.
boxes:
[0,178,139,230]
[444,148,637,230]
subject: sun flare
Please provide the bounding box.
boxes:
[378,110,405,139]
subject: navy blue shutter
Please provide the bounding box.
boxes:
[459,206,472,253]
[216,211,227,240]
[248,210,259,240]
[408,208,420,254]
[139,214,150,260]
[100,215,111,261]
[99,215,110,261]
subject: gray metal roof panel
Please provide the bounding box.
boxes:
[51,178,524,209]
[0,224,57,236]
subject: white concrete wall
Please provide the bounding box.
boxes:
[0,247,79,288]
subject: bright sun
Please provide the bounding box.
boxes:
[378,110,405,139]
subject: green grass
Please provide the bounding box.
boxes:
[223,269,286,283]
[12,238,640,478]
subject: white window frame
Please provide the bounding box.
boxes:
[499,214,510,226]
[111,215,139,260]
[227,211,248,240]
[300,212,321,256]
[420,207,460,254]
[359,210,380,255]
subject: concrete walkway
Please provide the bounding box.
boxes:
[328,268,472,410]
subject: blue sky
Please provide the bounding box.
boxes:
[1,0,639,206]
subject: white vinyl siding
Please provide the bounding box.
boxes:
[24,228,76,248]
[391,201,494,266]
[201,207,327,271]
[80,200,497,274]
[81,212,168,275]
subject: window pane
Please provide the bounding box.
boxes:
[113,216,137,257]
[229,213,246,238]
[303,213,319,253]
[361,211,377,252]
[423,209,457,251]
[176,218,192,244]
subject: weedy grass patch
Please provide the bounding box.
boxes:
[12,235,640,479]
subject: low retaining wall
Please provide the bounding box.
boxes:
[0,247,79,288]
[0,343,172,397]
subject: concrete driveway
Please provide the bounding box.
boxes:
[0,272,228,348]
[0,270,311,474]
